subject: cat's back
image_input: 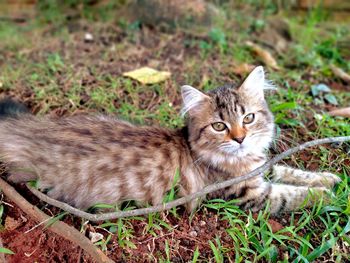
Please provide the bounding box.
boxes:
[0,114,185,167]
[0,114,178,152]
[0,114,186,208]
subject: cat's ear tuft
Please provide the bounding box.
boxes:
[181,85,209,116]
[240,66,266,99]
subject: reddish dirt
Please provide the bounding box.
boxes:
[1,199,93,263]
[1,183,295,262]
[1,196,291,262]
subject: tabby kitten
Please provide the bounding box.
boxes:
[0,66,340,214]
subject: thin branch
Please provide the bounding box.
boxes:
[0,178,114,263]
[23,136,350,222]
[0,17,27,23]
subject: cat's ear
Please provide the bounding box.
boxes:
[240,66,266,99]
[181,85,209,116]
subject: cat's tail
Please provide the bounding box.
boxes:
[0,98,36,182]
[0,98,29,119]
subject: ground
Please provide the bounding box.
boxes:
[0,1,349,262]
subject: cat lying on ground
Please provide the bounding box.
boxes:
[0,66,340,213]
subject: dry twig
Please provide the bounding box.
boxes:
[330,64,350,83]
[245,41,280,70]
[22,136,350,222]
[329,107,350,118]
[0,178,114,263]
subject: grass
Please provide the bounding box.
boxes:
[0,0,349,261]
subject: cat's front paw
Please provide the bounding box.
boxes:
[319,172,342,188]
[306,186,335,206]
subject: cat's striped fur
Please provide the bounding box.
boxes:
[0,67,340,213]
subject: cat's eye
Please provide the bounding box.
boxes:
[243,113,255,124]
[212,122,227,131]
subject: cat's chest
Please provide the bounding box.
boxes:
[207,154,266,182]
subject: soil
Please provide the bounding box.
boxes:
[1,201,91,263]
[1,194,288,263]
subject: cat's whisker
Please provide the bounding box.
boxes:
[219,145,232,149]
[218,147,234,152]
[219,144,239,149]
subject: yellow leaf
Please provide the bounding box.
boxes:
[123,67,171,84]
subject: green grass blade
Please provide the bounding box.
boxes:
[0,247,14,255]
[44,212,69,229]
[192,246,200,263]
[305,235,338,261]
[209,240,223,263]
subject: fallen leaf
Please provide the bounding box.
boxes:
[89,232,104,243]
[324,93,338,105]
[232,63,256,76]
[311,83,331,97]
[123,67,171,84]
[245,41,280,70]
[5,216,22,231]
[329,107,350,118]
[109,226,117,233]
[330,64,350,83]
[268,219,284,233]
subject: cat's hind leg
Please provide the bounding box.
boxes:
[270,165,341,188]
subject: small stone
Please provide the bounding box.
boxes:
[199,220,206,226]
[172,256,181,263]
[345,144,350,155]
[331,142,342,149]
[84,33,94,42]
[89,232,104,243]
[182,239,190,246]
[20,215,28,222]
[189,230,197,237]
[223,235,231,243]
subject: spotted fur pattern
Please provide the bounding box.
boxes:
[0,67,340,213]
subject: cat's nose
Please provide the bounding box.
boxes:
[233,136,245,144]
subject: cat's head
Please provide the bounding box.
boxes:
[181,66,274,165]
